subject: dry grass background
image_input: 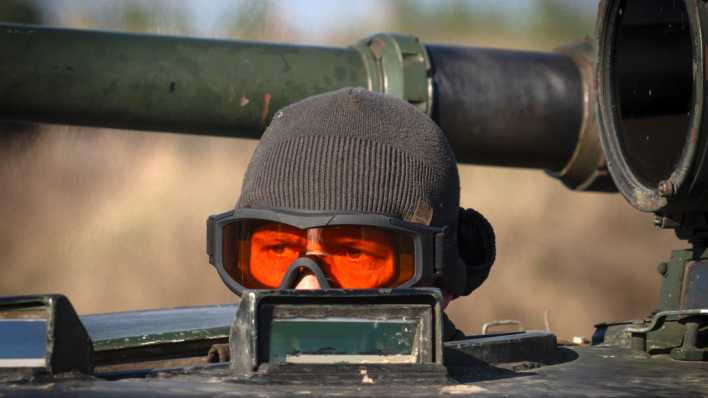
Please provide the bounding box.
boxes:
[0,126,680,340]
[0,1,682,340]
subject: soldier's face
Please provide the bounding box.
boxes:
[294,273,321,289]
[291,256,453,310]
[248,224,406,289]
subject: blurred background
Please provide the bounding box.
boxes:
[0,0,680,340]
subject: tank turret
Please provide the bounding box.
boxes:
[0,2,707,396]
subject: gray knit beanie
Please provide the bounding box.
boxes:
[237,87,467,296]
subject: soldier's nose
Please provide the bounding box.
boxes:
[294,272,321,290]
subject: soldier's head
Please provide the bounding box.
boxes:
[207,88,494,302]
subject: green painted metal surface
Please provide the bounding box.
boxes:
[353,33,432,115]
[3,346,708,396]
[657,247,708,311]
[0,23,367,136]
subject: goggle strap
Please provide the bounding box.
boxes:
[434,230,447,274]
[278,257,332,289]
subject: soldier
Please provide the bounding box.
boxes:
[207,87,495,346]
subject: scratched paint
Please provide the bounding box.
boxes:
[261,93,272,124]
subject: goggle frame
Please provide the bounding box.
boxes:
[207,208,447,296]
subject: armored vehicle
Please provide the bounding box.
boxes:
[0,0,707,396]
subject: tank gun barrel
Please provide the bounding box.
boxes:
[0,24,367,139]
[428,44,582,170]
[0,23,609,190]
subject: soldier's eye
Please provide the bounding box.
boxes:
[346,247,362,259]
[264,244,294,255]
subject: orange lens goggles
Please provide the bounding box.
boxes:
[223,221,416,290]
